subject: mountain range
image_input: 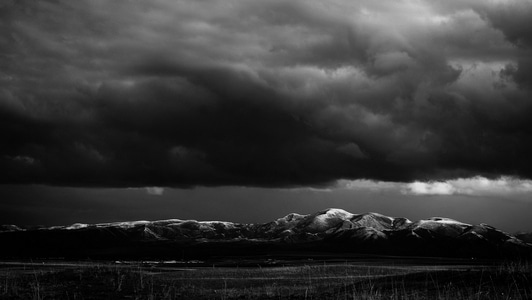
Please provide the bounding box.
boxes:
[1,208,530,259]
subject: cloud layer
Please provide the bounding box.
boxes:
[1,0,532,187]
[403,176,532,196]
[145,187,165,196]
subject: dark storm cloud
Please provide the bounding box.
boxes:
[1,0,532,187]
[477,1,532,49]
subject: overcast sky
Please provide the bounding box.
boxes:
[1,0,532,231]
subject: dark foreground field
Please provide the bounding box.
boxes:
[0,257,531,299]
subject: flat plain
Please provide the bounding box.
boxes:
[1,256,531,299]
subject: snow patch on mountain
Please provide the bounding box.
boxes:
[96,220,151,228]
[65,223,89,230]
[314,208,354,224]
[0,225,24,232]
[143,227,163,240]
[306,208,354,232]
[367,212,394,222]
[201,221,238,228]
[419,218,470,226]
[275,213,306,225]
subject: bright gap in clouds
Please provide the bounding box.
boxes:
[403,177,532,196]
[145,187,165,196]
[339,177,532,196]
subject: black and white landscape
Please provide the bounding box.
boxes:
[2,0,532,298]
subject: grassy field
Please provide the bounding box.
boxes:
[0,258,531,299]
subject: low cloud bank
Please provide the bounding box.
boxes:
[403,177,532,196]
[146,187,165,196]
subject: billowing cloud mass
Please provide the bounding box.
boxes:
[1,0,532,187]
[337,179,400,191]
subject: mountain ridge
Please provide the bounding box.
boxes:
[1,208,530,259]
